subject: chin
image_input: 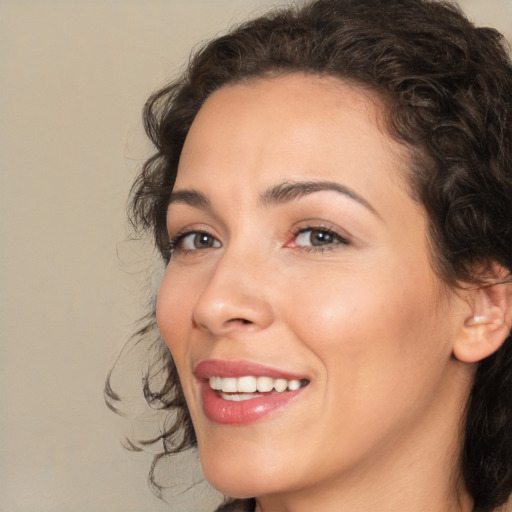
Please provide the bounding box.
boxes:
[199,448,287,499]
[203,468,268,499]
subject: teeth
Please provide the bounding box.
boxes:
[221,393,260,402]
[288,379,301,391]
[221,377,237,392]
[256,376,274,392]
[274,378,288,392]
[237,376,257,393]
[210,376,222,390]
[209,375,306,394]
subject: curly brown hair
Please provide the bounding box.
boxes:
[106,1,512,511]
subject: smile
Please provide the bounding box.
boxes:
[195,360,310,424]
[209,375,306,396]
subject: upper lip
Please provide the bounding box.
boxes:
[194,358,309,381]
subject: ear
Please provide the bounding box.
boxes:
[453,272,512,364]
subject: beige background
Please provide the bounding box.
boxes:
[1,1,511,511]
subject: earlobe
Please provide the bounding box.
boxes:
[453,279,512,364]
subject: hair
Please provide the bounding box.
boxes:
[105,1,512,511]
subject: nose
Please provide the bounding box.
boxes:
[192,250,274,336]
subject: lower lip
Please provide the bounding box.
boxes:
[200,382,306,425]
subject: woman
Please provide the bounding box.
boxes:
[106,0,512,510]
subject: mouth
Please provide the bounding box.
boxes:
[195,359,311,424]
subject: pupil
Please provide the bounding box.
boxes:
[312,230,332,246]
[196,234,211,248]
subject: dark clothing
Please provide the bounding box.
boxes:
[215,498,256,512]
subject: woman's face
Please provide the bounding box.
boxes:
[156,74,471,503]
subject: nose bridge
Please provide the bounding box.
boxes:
[192,242,274,335]
[192,247,272,334]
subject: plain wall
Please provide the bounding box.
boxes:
[1,1,511,511]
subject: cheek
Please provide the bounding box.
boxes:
[286,264,451,446]
[156,267,205,420]
[285,258,449,389]
[156,267,195,358]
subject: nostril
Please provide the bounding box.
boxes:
[192,316,256,334]
[229,318,253,325]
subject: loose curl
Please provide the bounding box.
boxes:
[106,1,512,511]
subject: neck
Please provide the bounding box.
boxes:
[255,470,473,512]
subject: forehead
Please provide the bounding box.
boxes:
[175,73,412,211]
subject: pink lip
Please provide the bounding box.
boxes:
[194,359,309,425]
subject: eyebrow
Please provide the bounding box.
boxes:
[168,180,379,218]
[167,189,210,209]
[260,180,380,217]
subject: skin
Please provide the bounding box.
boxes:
[156,74,478,512]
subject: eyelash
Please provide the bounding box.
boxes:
[167,230,219,257]
[166,225,350,259]
[290,226,350,252]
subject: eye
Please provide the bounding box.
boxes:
[292,227,349,250]
[169,231,222,254]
